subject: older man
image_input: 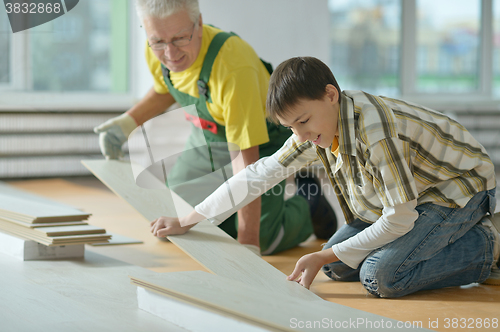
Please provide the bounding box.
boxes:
[94,0,336,255]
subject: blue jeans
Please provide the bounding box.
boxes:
[322,189,497,298]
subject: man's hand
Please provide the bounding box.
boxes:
[287,249,338,289]
[94,113,137,159]
[94,88,176,160]
[150,216,193,237]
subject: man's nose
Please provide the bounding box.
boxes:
[163,43,179,58]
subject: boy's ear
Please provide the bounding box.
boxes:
[325,84,339,104]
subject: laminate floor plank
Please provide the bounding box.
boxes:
[90,233,143,246]
[33,225,106,237]
[0,250,187,332]
[0,188,90,223]
[131,271,429,332]
[0,217,89,228]
[0,219,111,246]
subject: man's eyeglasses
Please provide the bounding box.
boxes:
[148,22,197,50]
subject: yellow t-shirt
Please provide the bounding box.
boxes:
[145,25,271,150]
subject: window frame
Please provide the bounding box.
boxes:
[0,0,139,111]
[400,0,498,111]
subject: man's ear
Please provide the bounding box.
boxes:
[198,14,203,29]
[325,84,339,104]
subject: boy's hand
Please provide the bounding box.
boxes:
[287,249,338,289]
[150,216,192,237]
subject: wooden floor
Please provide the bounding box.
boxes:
[8,177,500,332]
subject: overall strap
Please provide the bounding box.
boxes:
[197,31,237,101]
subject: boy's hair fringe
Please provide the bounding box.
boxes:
[266,57,341,124]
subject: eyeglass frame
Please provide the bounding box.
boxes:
[148,21,198,50]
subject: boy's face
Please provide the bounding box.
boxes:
[277,84,340,149]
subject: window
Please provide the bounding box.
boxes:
[416,0,480,93]
[329,0,500,108]
[0,0,132,107]
[29,1,119,92]
[329,0,401,96]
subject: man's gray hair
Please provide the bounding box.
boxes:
[136,0,200,23]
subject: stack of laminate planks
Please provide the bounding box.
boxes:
[0,182,111,246]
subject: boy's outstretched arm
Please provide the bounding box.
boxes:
[287,249,339,289]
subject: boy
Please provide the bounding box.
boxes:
[151,57,499,298]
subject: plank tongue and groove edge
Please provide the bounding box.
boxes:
[131,271,430,332]
[81,159,319,301]
[0,217,89,228]
[33,225,106,237]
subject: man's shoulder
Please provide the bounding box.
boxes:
[203,25,262,72]
[203,24,250,52]
[203,24,224,39]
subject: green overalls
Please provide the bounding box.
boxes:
[161,31,312,254]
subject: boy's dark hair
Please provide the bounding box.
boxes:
[266,57,341,124]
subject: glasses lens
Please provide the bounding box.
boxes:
[172,38,190,47]
[151,43,165,50]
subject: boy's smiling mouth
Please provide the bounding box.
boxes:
[312,134,321,145]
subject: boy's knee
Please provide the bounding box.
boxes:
[359,257,403,298]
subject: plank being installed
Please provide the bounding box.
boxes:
[131,271,430,332]
[82,159,318,301]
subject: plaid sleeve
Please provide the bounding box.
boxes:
[276,135,320,170]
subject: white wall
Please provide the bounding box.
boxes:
[200,0,329,67]
[132,0,330,100]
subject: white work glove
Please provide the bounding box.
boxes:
[93,113,137,159]
[243,244,261,257]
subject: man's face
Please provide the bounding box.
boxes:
[277,85,340,150]
[143,10,203,72]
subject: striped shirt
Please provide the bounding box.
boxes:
[279,90,496,224]
[195,90,496,266]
